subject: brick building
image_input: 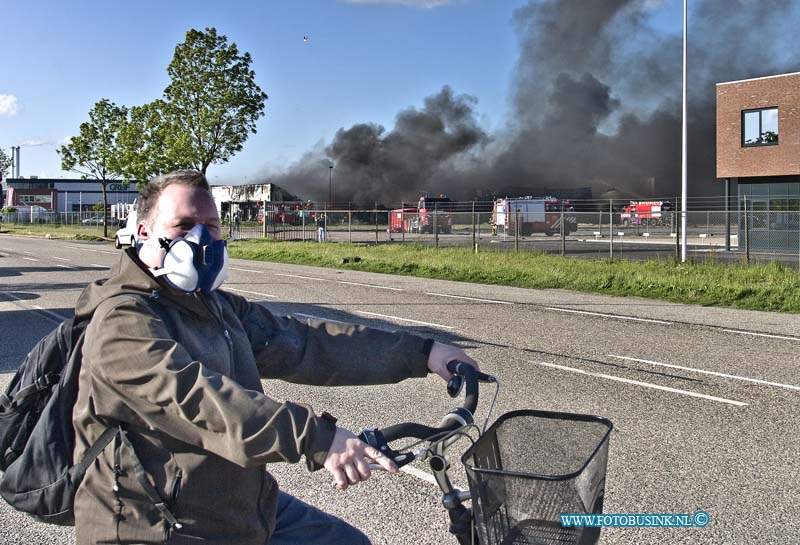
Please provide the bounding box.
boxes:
[717,72,800,251]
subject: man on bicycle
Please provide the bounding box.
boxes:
[72,169,478,545]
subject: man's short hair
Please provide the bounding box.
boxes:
[137,170,211,225]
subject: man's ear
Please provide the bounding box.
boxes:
[137,222,150,241]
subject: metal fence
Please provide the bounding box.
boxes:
[0,211,122,229]
[218,201,800,267]
[5,199,800,267]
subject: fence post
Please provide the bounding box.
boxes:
[560,202,566,256]
[434,202,439,248]
[401,201,405,243]
[725,178,731,251]
[348,202,352,243]
[609,200,613,260]
[744,196,750,264]
[675,202,680,258]
[375,201,379,245]
[472,201,476,250]
[515,208,520,252]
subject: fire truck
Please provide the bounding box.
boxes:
[619,201,673,226]
[493,197,577,236]
[391,195,453,234]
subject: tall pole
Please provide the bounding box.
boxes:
[680,0,688,262]
[328,164,333,208]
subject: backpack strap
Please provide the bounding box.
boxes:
[72,426,118,478]
[116,427,182,529]
[0,374,61,411]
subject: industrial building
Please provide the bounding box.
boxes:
[717,71,800,252]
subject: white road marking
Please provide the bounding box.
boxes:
[22,257,39,261]
[229,267,263,273]
[339,281,403,291]
[28,304,66,324]
[225,288,277,298]
[532,360,748,407]
[426,292,512,305]
[275,273,331,282]
[722,329,800,342]
[91,263,111,269]
[292,313,348,324]
[65,245,118,255]
[609,354,800,392]
[355,311,455,330]
[57,264,75,269]
[545,307,673,325]
[400,465,437,485]
[52,256,70,261]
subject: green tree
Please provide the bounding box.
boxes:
[0,147,10,180]
[161,27,268,173]
[58,99,128,237]
[116,100,186,185]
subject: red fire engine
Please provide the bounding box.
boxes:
[619,201,673,226]
[493,197,577,236]
[390,195,453,234]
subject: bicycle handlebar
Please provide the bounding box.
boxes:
[359,361,495,468]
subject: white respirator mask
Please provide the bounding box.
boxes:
[151,224,229,293]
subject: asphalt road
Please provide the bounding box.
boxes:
[1,235,798,545]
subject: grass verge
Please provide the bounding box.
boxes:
[0,224,108,241]
[229,240,800,314]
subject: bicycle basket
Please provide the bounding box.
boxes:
[462,409,613,545]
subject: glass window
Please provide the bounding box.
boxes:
[742,107,779,146]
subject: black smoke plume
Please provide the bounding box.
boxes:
[265,0,800,203]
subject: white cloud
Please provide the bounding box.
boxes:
[341,0,453,8]
[0,94,19,116]
[19,138,52,147]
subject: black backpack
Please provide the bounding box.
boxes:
[0,299,181,529]
[0,316,115,525]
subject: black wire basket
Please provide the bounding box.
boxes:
[462,410,613,545]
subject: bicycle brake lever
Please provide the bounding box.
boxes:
[359,428,415,468]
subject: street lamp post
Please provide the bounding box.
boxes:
[680,0,688,262]
[328,163,333,207]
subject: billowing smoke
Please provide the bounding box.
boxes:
[268,86,488,204]
[266,0,800,203]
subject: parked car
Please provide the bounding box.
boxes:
[114,210,138,248]
[82,216,119,226]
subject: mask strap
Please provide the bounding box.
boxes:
[151,267,172,278]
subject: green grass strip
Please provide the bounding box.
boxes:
[229,240,800,314]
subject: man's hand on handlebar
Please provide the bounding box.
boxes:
[324,428,398,490]
[427,342,481,381]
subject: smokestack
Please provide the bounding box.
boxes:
[10,147,16,178]
[15,146,20,178]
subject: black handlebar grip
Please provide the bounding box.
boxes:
[446,360,479,415]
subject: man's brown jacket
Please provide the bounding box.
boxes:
[72,249,430,544]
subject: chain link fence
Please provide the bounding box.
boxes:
[216,200,800,267]
[5,198,800,267]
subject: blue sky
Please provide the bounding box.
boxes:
[1,0,683,184]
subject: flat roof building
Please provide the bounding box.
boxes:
[1,178,139,212]
[717,72,800,252]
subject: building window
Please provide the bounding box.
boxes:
[742,107,778,146]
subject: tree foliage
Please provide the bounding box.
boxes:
[0,147,11,180]
[58,98,128,237]
[115,27,268,181]
[163,27,268,173]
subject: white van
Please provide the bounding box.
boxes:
[114,209,138,249]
